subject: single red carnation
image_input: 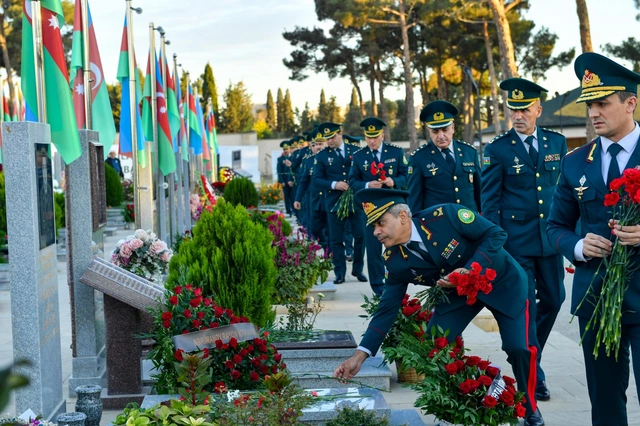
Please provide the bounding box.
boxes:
[183,309,192,318]
[445,363,458,375]
[233,354,243,364]
[610,177,624,191]
[275,353,282,362]
[499,390,515,406]
[229,337,238,349]
[485,268,497,281]
[478,360,490,370]
[173,286,182,295]
[478,375,493,386]
[260,364,269,374]
[189,297,202,308]
[455,336,464,348]
[162,320,171,328]
[231,370,241,379]
[203,298,212,307]
[486,366,500,378]
[194,288,202,297]
[565,266,575,274]
[465,356,481,366]
[251,358,261,367]
[169,296,178,305]
[197,311,205,319]
[174,349,184,361]
[503,375,516,386]
[483,395,498,408]
[250,371,260,382]
[604,192,621,207]
[161,311,172,321]
[191,320,202,328]
[515,403,526,418]
[434,337,448,349]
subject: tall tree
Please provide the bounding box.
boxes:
[317,89,329,123]
[107,82,121,131]
[343,89,364,136]
[266,89,276,130]
[326,95,342,124]
[603,38,640,72]
[282,89,296,135]
[201,62,218,114]
[575,0,595,141]
[483,21,502,133]
[276,88,284,133]
[218,81,254,134]
[298,102,313,132]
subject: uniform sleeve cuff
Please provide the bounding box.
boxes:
[574,239,589,262]
[331,181,337,190]
[357,346,372,357]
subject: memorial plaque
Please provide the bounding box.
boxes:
[89,143,107,231]
[272,330,357,350]
[172,323,259,352]
[35,143,55,249]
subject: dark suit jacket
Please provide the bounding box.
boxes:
[312,142,360,212]
[360,203,528,355]
[349,143,409,192]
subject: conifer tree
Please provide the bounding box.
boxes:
[201,63,219,113]
[218,82,254,133]
[282,89,296,135]
[266,89,276,130]
[298,102,314,132]
[276,88,285,133]
[317,89,328,123]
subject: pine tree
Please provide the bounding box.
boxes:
[317,89,328,123]
[218,81,254,133]
[342,88,363,136]
[266,89,276,130]
[282,89,296,135]
[201,62,219,114]
[326,96,342,123]
[276,88,285,133]
[298,102,313,132]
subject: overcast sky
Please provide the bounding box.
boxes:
[88,0,639,112]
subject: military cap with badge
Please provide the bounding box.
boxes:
[500,77,547,110]
[419,100,458,128]
[356,188,410,226]
[574,52,640,103]
[360,117,387,137]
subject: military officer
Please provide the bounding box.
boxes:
[312,122,367,284]
[547,53,640,426]
[343,134,363,146]
[349,117,409,296]
[482,78,567,401]
[294,130,329,249]
[277,140,294,216]
[289,134,311,227]
[407,100,481,213]
[334,189,544,426]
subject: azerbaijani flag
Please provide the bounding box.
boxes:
[195,95,209,162]
[116,13,146,166]
[141,50,154,144]
[3,98,11,122]
[176,72,187,158]
[22,0,81,164]
[70,0,116,156]
[187,85,202,155]
[154,61,176,175]
[162,55,180,145]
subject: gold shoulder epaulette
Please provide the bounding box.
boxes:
[387,143,402,149]
[566,140,595,157]
[353,146,366,155]
[410,143,428,156]
[542,127,564,136]
[489,131,509,144]
[459,140,477,150]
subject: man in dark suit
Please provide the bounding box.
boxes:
[105,150,124,178]
[277,140,294,216]
[312,122,366,285]
[481,78,568,401]
[294,130,329,250]
[547,52,640,426]
[334,189,544,426]
[407,100,481,213]
[349,117,409,296]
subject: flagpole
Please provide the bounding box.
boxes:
[173,54,186,233]
[150,23,167,241]
[80,0,91,128]
[206,97,214,182]
[31,0,46,122]
[193,86,203,178]
[159,29,175,244]
[186,71,195,194]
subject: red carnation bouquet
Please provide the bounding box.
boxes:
[577,168,640,359]
[370,162,387,181]
[392,332,526,425]
[448,262,497,305]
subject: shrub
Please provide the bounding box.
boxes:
[167,200,277,326]
[54,192,66,230]
[105,163,124,207]
[223,177,259,208]
[248,208,291,237]
[326,405,390,426]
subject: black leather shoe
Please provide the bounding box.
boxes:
[351,272,368,282]
[524,408,545,426]
[535,380,550,401]
[334,275,345,284]
[346,255,353,262]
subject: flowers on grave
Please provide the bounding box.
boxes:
[577,168,640,359]
[248,208,292,237]
[190,193,203,221]
[391,331,526,426]
[259,182,283,205]
[121,202,135,223]
[269,218,333,305]
[148,281,286,394]
[110,229,172,281]
[0,417,56,426]
[370,162,387,182]
[448,262,496,305]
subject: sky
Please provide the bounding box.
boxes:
[87,0,640,113]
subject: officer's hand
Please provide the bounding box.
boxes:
[368,181,383,189]
[288,181,294,187]
[335,182,349,191]
[382,177,395,187]
[582,232,613,258]
[284,160,292,167]
[437,267,469,288]
[610,219,640,246]
[294,201,301,210]
[333,351,367,382]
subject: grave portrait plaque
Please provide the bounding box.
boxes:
[35,143,55,249]
[89,143,107,231]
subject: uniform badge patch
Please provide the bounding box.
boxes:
[408,166,413,175]
[458,209,475,224]
[544,154,560,162]
[441,239,459,259]
[483,156,490,166]
[403,156,408,165]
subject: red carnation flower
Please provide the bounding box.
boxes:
[202,348,209,359]
[503,375,516,386]
[478,375,493,386]
[478,360,491,370]
[194,288,202,297]
[203,298,212,307]
[250,371,260,382]
[259,345,268,353]
[274,353,282,362]
[174,349,184,361]
[189,297,202,308]
[233,354,243,364]
[231,370,241,379]
[197,311,205,319]
[185,284,193,291]
[191,320,202,329]
[445,363,458,375]
[225,360,234,369]
[483,395,498,408]
[515,403,526,418]
[161,312,172,321]
[162,320,171,328]
[486,366,500,378]
[434,337,448,349]
[610,177,624,191]
[485,268,497,281]
[455,336,464,348]
[210,322,220,328]
[604,192,621,207]
[465,356,481,366]
[260,364,269,374]
[499,390,515,406]
[183,309,192,318]
[239,349,248,357]
[169,296,178,305]
[173,286,182,295]
[229,337,238,349]
[428,348,439,358]
[251,358,261,367]
[247,344,254,352]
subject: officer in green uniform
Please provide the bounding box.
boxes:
[312,122,367,284]
[482,78,567,402]
[277,140,294,216]
[407,100,481,213]
[289,135,311,227]
[547,52,640,426]
[344,134,363,146]
[294,130,329,249]
[349,117,409,296]
[341,136,359,261]
[334,189,544,426]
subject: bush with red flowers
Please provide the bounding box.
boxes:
[390,329,526,425]
[148,276,286,394]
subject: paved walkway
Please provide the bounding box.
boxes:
[1,225,639,425]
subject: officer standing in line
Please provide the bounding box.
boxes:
[482,78,567,402]
[407,100,481,213]
[287,135,309,225]
[312,122,367,284]
[294,130,329,249]
[334,189,544,426]
[277,140,295,216]
[349,117,409,296]
[548,52,640,426]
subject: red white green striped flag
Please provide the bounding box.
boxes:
[141,50,154,144]
[154,60,176,175]
[3,98,11,122]
[21,0,81,164]
[161,55,180,146]
[70,0,116,155]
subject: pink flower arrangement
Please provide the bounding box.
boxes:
[111,229,173,282]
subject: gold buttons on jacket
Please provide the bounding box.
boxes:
[537,186,542,191]
[536,173,540,178]
[539,200,543,204]
[453,176,458,181]
[455,188,459,192]
[456,199,460,203]
[540,214,544,218]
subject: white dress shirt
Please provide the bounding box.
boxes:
[515,127,539,153]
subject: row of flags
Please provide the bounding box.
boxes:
[13,0,219,175]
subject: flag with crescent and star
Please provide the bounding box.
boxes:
[21,0,82,164]
[154,58,176,176]
[70,0,116,157]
